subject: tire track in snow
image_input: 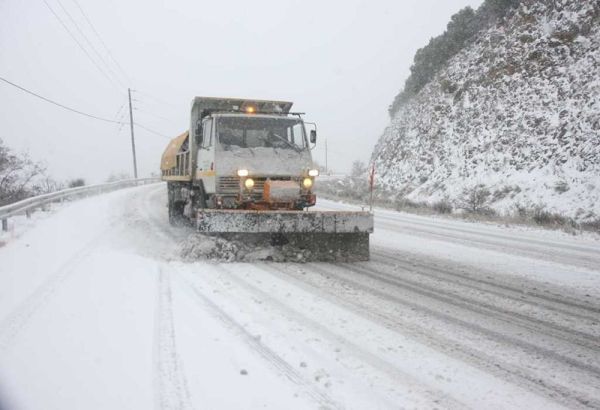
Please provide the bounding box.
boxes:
[0,236,103,354]
[373,248,600,321]
[213,263,466,409]
[125,185,194,409]
[175,271,341,410]
[296,263,600,409]
[139,187,340,409]
[346,259,600,353]
[154,267,193,410]
[376,215,600,271]
[375,212,600,257]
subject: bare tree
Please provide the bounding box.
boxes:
[0,139,46,206]
[459,183,491,213]
[40,176,63,194]
[351,160,367,178]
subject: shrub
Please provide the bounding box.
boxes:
[514,203,529,218]
[440,78,458,94]
[531,205,576,228]
[106,172,131,183]
[350,160,367,178]
[395,197,427,211]
[433,199,453,214]
[68,178,85,188]
[554,181,570,193]
[459,184,491,213]
[0,139,46,206]
[581,219,600,233]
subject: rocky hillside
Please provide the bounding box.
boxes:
[372,0,600,221]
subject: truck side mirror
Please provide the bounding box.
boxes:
[310,130,317,144]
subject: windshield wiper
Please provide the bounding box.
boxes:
[272,133,302,153]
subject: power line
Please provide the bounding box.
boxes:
[42,0,122,92]
[1,75,173,140]
[116,110,128,131]
[70,0,131,84]
[134,107,178,124]
[54,0,126,88]
[134,122,171,139]
[114,101,126,119]
[134,90,177,108]
[0,75,124,124]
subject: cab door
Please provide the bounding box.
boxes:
[196,118,216,193]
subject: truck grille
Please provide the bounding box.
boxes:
[217,177,239,195]
[217,176,292,199]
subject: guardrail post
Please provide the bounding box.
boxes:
[25,210,31,219]
[2,218,7,231]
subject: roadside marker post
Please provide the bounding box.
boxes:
[369,164,375,212]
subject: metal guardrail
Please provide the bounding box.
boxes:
[0,178,161,231]
[317,174,347,182]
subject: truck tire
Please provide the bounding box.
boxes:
[197,181,208,209]
[167,183,185,226]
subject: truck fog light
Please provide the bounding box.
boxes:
[245,178,255,189]
[237,169,249,177]
[308,169,319,177]
[302,178,313,189]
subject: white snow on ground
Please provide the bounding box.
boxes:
[1,183,599,409]
[315,198,600,295]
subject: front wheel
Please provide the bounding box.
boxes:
[167,183,186,226]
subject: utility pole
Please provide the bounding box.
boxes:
[128,88,138,179]
[325,138,328,175]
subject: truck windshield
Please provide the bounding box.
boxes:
[217,116,307,151]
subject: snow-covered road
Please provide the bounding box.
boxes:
[1,184,599,409]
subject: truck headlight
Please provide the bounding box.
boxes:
[308,169,319,177]
[244,178,255,189]
[302,178,313,189]
[237,169,249,177]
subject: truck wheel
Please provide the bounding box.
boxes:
[167,183,185,226]
[168,202,185,226]
[198,183,208,209]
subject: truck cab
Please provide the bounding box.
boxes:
[197,111,318,210]
[162,97,320,220]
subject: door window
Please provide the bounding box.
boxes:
[202,120,212,148]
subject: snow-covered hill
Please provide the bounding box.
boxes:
[372,0,600,221]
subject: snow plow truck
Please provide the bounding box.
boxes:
[160,97,373,261]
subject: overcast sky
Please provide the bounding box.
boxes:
[0,0,482,183]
